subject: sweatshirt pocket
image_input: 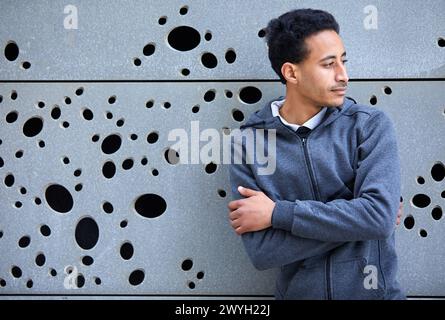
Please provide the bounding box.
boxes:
[331,257,386,300]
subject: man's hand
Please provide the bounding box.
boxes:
[396,201,403,226]
[228,186,275,235]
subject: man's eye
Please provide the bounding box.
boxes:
[324,62,334,67]
[342,59,348,64]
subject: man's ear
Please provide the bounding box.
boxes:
[281,62,299,85]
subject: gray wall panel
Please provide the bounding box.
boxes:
[0,82,444,296]
[1,0,444,80]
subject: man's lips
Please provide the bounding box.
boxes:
[331,87,347,95]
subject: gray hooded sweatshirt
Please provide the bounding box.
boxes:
[229,97,405,299]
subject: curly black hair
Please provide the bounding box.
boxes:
[265,9,340,84]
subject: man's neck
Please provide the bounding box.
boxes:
[279,90,323,125]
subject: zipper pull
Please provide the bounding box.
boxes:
[302,137,306,145]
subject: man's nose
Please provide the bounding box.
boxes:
[336,63,349,83]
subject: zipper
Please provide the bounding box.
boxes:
[326,253,332,300]
[300,135,332,300]
[300,137,320,200]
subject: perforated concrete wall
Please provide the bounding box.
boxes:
[0,0,444,298]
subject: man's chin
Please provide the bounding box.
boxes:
[324,97,345,108]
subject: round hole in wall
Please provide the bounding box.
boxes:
[75,217,99,250]
[4,41,19,61]
[181,259,193,271]
[102,161,116,179]
[6,111,18,123]
[122,158,134,170]
[92,134,100,142]
[147,132,159,144]
[383,86,392,95]
[82,255,94,266]
[181,68,190,76]
[205,162,217,174]
[22,61,31,69]
[134,193,167,218]
[167,26,201,52]
[11,266,22,278]
[120,242,134,260]
[431,162,445,181]
[101,134,121,154]
[403,215,415,230]
[82,108,94,120]
[5,174,15,187]
[102,201,113,214]
[146,100,154,109]
[239,86,262,104]
[129,269,145,286]
[232,109,245,122]
[143,43,155,56]
[23,117,43,138]
[51,106,61,120]
[225,49,236,64]
[179,6,188,15]
[75,87,84,96]
[432,206,442,221]
[35,253,46,267]
[204,90,216,102]
[201,52,218,69]
[45,184,74,213]
[18,236,31,248]
[40,225,51,236]
[412,194,431,208]
[258,28,266,38]
[192,105,200,113]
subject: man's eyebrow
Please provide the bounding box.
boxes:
[319,52,347,62]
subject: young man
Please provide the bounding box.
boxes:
[228,9,405,299]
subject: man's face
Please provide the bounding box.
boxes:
[295,30,349,108]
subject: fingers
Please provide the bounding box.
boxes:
[235,226,244,235]
[227,200,243,210]
[238,186,260,197]
[228,209,241,221]
[230,218,241,229]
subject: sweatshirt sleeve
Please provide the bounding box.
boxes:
[272,110,401,242]
[229,130,345,271]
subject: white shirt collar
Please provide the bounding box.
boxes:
[270,98,327,131]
